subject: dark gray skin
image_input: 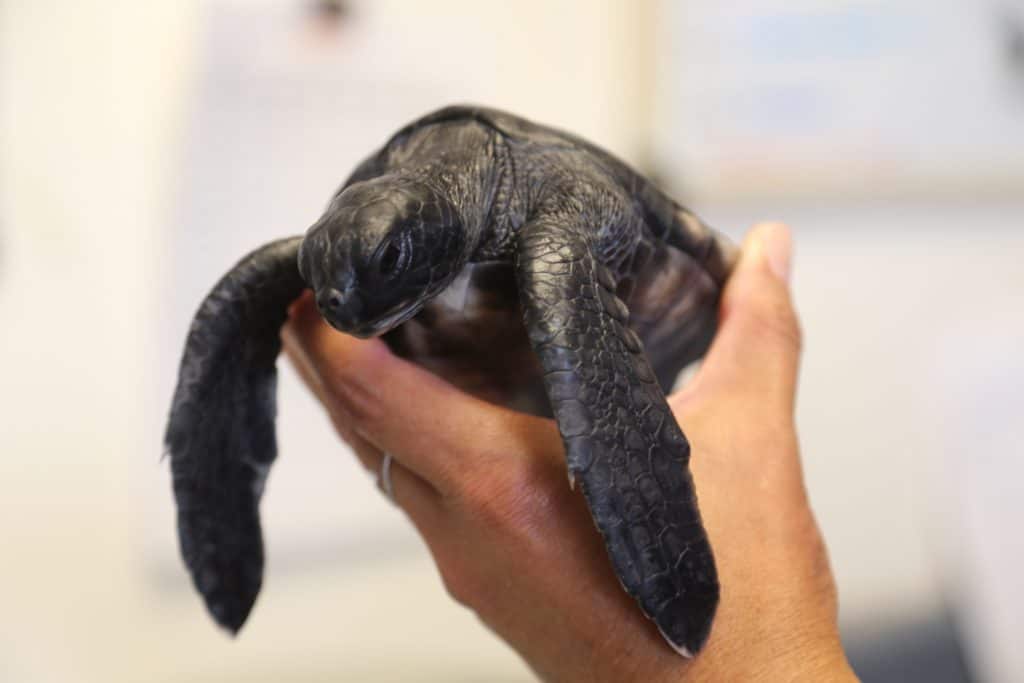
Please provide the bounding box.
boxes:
[166,105,737,656]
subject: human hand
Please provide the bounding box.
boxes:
[281,222,857,682]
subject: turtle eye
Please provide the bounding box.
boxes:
[375,237,403,278]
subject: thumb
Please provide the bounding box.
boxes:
[695,222,801,411]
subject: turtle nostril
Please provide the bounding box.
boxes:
[316,287,364,330]
[318,288,346,313]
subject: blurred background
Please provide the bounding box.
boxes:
[1,0,1022,681]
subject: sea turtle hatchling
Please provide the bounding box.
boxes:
[166,105,737,656]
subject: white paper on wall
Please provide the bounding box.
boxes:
[654,0,1024,198]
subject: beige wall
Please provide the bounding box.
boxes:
[2,1,1021,681]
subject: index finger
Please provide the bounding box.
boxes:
[282,294,561,492]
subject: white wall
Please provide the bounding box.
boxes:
[1,1,1020,681]
[0,2,651,681]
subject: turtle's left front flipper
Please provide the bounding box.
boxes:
[516,222,719,657]
[165,236,306,633]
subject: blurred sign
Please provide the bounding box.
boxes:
[654,1,1024,198]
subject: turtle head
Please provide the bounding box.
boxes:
[298,176,467,338]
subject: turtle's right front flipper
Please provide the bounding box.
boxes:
[165,236,306,633]
[516,221,719,657]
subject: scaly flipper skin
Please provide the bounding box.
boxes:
[165,236,306,633]
[516,220,719,656]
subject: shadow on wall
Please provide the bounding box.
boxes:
[845,611,973,683]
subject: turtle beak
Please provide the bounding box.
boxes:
[316,286,364,332]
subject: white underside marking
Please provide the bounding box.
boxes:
[602,544,696,659]
[433,267,472,314]
[658,626,695,659]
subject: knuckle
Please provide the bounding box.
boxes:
[321,368,383,425]
[325,411,358,445]
[319,345,368,390]
[436,554,479,607]
[456,457,560,543]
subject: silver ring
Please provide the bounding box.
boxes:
[379,453,395,501]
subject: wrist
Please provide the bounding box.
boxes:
[666,630,857,683]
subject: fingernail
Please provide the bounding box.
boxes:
[759,223,792,283]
